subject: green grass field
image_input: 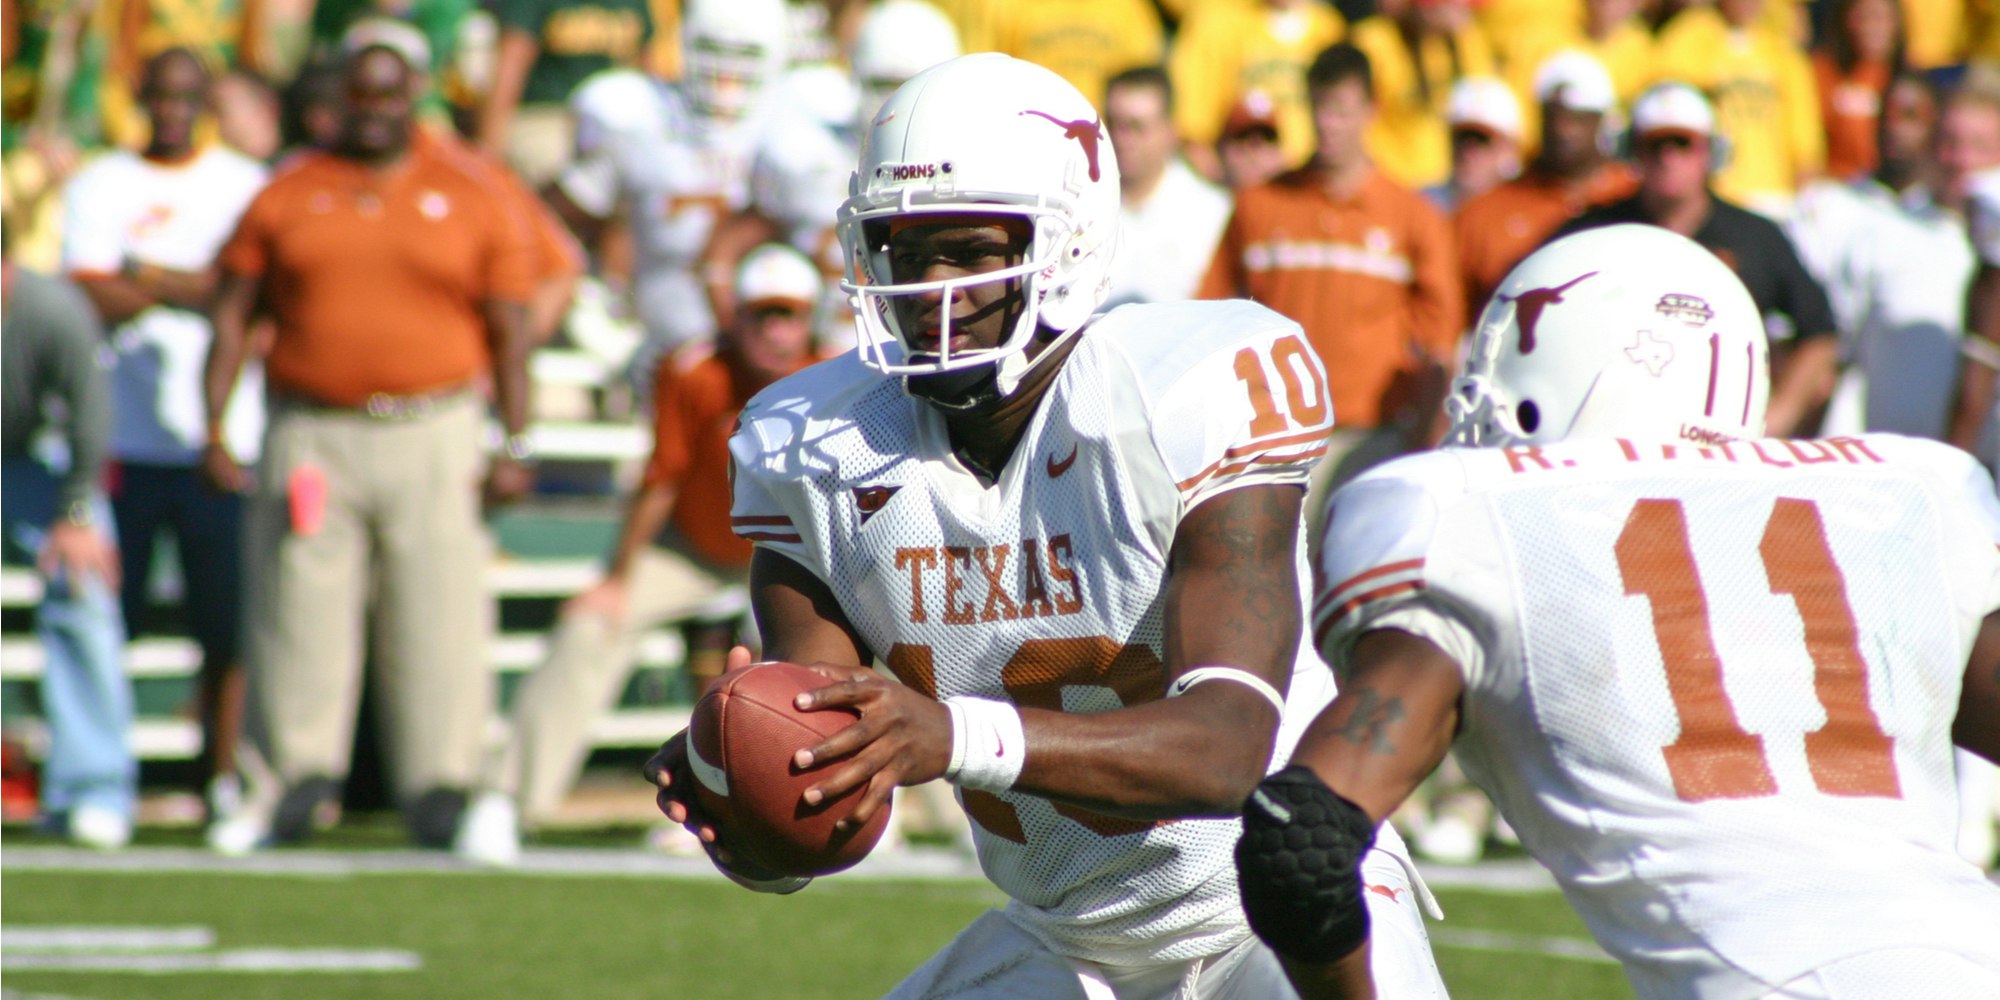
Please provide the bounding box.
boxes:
[0,838,1637,1000]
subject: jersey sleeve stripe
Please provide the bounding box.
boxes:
[739,530,804,543]
[1313,558,1426,617]
[1172,430,1335,493]
[730,515,794,527]
[1176,444,1330,494]
[1312,580,1427,651]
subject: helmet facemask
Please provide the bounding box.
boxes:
[839,197,1093,404]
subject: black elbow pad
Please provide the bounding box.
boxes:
[1233,765,1378,963]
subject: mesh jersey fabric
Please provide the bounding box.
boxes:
[729,299,1335,964]
[1315,433,2000,1000]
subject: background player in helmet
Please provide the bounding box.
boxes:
[1237,224,2000,1000]
[701,0,963,350]
[646,53,1451,998]
[546,0,787,390]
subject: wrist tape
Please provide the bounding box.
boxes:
[942,696,1026,792]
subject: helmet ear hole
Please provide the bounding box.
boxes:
[1517,399,1541,434]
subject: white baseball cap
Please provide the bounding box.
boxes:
[736,243,822,310]
[1446,77,1523,142]
[1631,82,1715,140]
[341,17,432,72]
[1532,50,1615,114]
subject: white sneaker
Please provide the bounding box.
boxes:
[69,804,132,850]
[206,810,268,857]
[453,791,520,867]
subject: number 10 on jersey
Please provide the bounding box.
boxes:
[1234,335,1330,438]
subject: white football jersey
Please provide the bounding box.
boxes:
[1315,433,2000,1000]
[746,70,859,347]
[560,72,766,350]
[62,145,268,463]
[730,300,1337,965]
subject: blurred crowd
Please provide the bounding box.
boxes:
[4,0,1999,867]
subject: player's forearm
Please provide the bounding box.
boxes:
[1290,630,1464,824]
[1012,688,1285,818]
[1005,483,1308,816]
[1281,944,1377,1000]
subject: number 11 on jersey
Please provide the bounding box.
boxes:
[1616,497,1901,804]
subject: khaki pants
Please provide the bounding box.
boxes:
[486,543,746,824]
[241,395,493,806]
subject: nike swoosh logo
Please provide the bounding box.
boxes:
[994,733,1005,758]
[1047,444,1079,479]
[1170,676,1195,696]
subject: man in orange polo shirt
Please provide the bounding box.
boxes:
[1453,49,1636,322]
[200,35,537,854]
[1199,42,1462,516]
[453,244,824,865]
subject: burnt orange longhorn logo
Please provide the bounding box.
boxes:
[1506,271,1598,354]
[1019,110,1104,181]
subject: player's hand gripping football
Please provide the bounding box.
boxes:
[643,647,759,873]
[788,661,953,834]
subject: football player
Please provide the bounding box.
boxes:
[1237,223,2000,999]
[549,0,786,384]
[702,0,963,350]
[646,54,1451,999]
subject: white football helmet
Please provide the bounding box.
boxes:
[1445,224,1769,446]
[836,53,1120,397]
[851,0,962,125]
[682,0,788,122]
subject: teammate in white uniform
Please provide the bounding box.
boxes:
[705,0,963,348]
[551,0,785,374]
[1236,223,2000,1000]
[645,54,1449,999]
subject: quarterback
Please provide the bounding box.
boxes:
[647,54,1449,999]
[1236,224,2000,1000]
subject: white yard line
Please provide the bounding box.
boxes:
[0,846,1574,890]
[3,949,421,973]
[3,926,214,951]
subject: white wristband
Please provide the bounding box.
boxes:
[1168,666,1286,716]
[943,696,1026,792]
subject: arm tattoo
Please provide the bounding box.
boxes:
[1334,687,1404,755]
[1176,485,1302,645]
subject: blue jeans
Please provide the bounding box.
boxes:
[2,456,134,819]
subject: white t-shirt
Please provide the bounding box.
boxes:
[1788,178,1973,439]
[1316,432,2000,1000]
[729,300,1337,965]
[1105,159,1232,308]
[62,145,268,464]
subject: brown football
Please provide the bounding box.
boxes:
[686,662,891,878]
